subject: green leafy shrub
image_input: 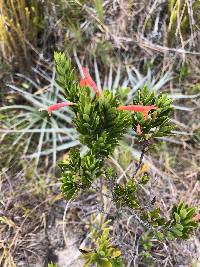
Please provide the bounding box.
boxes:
[51,52,199,265]
[131,86,174,138]
[55,52,174,200]
[80,219,123,267]
[168,203,198,239]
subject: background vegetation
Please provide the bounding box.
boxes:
[0,0,200,266]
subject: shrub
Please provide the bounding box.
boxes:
[50,52,199,266]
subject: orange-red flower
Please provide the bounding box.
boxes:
[193,214,200,222]
[80,78,89,87]
[117,105,156,120]
[80,67,101,97]
[45,101,75,115]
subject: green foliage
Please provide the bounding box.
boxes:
[140,203,198,242]
[193,128,200,145]
[139,232,156,266]
[178,65,191,80]
[93,0,104,22]
[60,148,103,199]
[139,173,150,185]
[56,52,131,198]
[139,202,198,244]
[48,262,59,267]
[167,203,198,239]
[142,208,166,228]
[80,221,124,267]
[141,232,153,251]
[118,88,130,103]
[113,181,138,209]
[75,90,131,152]
[54,52,199,264]
[191,83,200,94]
[54,51,81,103]
[131,86,174,138]
[57,52,175,199]
[0,68,79,167]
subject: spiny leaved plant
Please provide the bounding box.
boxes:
[50,52,199,266]
[0,68,79,168]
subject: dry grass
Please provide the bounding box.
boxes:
[1,134,199,266]
[0,0,41,72]
[1,0,200,266]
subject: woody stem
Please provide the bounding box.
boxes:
[133,142,148,178]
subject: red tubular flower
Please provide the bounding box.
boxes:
[117,105,156,120]
[80,78,89,87]
[80,67,101,97]
[46,102,75,115]
[193,214,200,222]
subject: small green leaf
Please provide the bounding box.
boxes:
[139,173,150,185]
[98,261,112,267]
[175,224,184,231]
[171,228,183,237]
[155,232,164,241]
[180,209,187,220]
[174,212,181,223]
